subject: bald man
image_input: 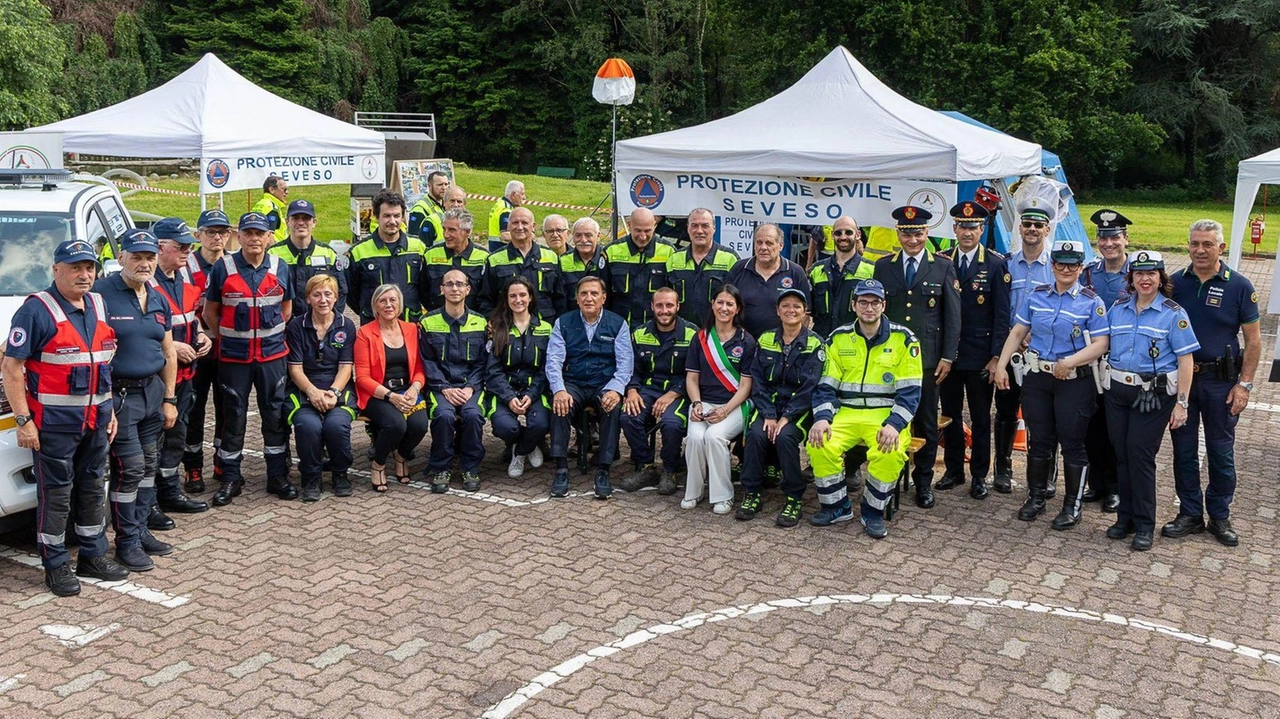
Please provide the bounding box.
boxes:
[479,207,564,319]
[604,208,673,326]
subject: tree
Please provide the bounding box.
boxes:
[0,0,67,128]
[58,13,150,116]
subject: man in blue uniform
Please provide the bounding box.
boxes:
[1163,219,1262,547]
[183,209,233,495]
[604,208,672,326]
[423,209,488,312]
[2,240,130,595]
[479,207,564,320]
[267,199,347,317]
[936,202,1010,499]
[666,208,737,325]
[726,223,812,338]
[559,217,608,315]
[95,229,179,571]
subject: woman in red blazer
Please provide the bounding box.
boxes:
[354,284,429,491]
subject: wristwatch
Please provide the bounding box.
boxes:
[163,397,179,406]
[1177,399,1189,409]
[15,414,32,427]
[329,386,344,395]
[1239,381,1255,392]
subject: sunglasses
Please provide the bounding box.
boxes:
[1021,221,1048,229]
[832,229,858,237]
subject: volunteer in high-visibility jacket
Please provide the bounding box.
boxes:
[251,176,289,242]
[487,180,525,251]
[478,207,563,320]
[408,171,450,247]
[267,199,346,317]
[604,208,672,326]
[665,208,736,325]
[182,209,233,495]
[808,215,874,338]
[346,189,430,323]
[807,279,922,539]
[422,209,488,312]
[202,212,294,506]
[559,217,608,314]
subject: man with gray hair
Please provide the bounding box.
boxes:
[424,209,489,311]
[488,180,526,250]
[542,214,570,256]
[445,185,468,211]
[560,217,608,314]
[725,223,812,337]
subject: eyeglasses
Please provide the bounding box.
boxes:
[441,281,469,288]
[203,228,232,237]
[832,229,858,236]
[855,299,883,308]
[1052,262,1082,271]
[545,228,568,234]
[1021,221,1048,229]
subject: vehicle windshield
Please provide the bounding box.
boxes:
[0,212,72,296]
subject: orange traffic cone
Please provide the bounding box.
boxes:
[1013,409,1028,452]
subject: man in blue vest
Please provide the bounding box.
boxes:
[545,276,634,500]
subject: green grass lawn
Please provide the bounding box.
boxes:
[1074,200,1273,254]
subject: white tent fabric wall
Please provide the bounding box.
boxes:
[1228,147,1280,381]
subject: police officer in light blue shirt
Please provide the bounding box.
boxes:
[1102,250,1199,551]
[995,240,1109,530]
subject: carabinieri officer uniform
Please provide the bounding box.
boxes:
[1103,251,1198,551]
[94,228,178,572]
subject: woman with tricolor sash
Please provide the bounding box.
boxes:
[682,285,756,514]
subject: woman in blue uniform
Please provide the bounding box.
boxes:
[485,277,552,480]
[1103,251,1198,551]
[995,240,1109,529]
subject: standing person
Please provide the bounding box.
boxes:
[202,212,294,505]
[995,240,1109,527]
[682,285,756,515]
[808,215,875,338]
[2,240,129,595]
[488,180,526,250]
[353,285,428,493]
[666,208,737,325]
[992,201,1056,494]
[605,208,673,326]
[94,229,179,571]
[936,202,1010,500]
[346,189,430,324]
[485,276,552,480]
[873,205,961,509]
[420,269,489,492]
[267,199,346,317]
[252,175,289,241]
[737,289,824,526]
[479,207,563,319]
[542,214,571,256]
[183,209,233,494]
[618,287,696,495]
[445,185,468,212]
[148,219,211,527]
[559,217,607,314]
[285,275,357,502]
[1103,251,1198,551]
[408,170,450,246]
[1079,209,1131,512]
[423,209,488,312]
[1163,219,1262,548]
[725,223,811,338]
[806,279,921,538]
[545,276,633,499]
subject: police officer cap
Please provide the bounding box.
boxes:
[53,239,99,265]
[1049,240,1085,265]
[120,228,160,254]
[1128,249,1164,271]
[949,201,990,225]
[239,212,271,232]
[854,279,886,300]
[287,199,316,218]
[152,217,195,245]
[891,205,932,229]
[197,209,231,229]
[777,288,809,306]
[1090,208,1132,237]
[1017,199,1052,223]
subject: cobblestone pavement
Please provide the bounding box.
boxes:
[2,255,1278,718]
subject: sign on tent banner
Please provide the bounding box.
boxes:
[201,153,385,194]
[0,132,63,170]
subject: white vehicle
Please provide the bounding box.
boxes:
[0,168,135,529]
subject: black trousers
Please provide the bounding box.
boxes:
[1105,384,1174,534]
[157,379,194,494]
[910,368,941,483]
[362,397,429,466]
[217,359,290,484]
[550,382,621,467]
[741,417,808,498]
[1084,393,1117,490]
[939,368,994,479]
[183,354,223,471]
[994,360,1022,424]
[1019,371,1094,465]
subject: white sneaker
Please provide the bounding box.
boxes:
[712,501,733,515]
[508,454,526,479]
[528,445,544,469]
[680,497,698,510]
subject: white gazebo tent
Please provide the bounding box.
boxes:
[35,53,385,203]
[1230,147,1280,381]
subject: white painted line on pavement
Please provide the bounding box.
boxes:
[1,546,190,608]
[40,623,120,647]
[480,592,1280,719]
[0,674,24,694]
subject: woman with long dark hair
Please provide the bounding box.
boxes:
[485,276,552,478]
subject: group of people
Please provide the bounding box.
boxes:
[6,171,1259,597]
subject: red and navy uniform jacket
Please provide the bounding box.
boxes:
[212,254,290,363]
[20,291,117,431]
[148,267,202,382]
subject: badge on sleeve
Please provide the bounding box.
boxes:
[598,256,606,270]
[7,327,26,348]
[1251,292,1258,304]
[1096,305,1105,316]
[909,345,920,358]
[1177,318,1189,330]
[818,349,826,362]
[1003,273,1012,283]
[952,279,960,291]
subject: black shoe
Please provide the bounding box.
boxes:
[1106,520,1134,540]
[776,496,803,528]
[1017,457,1052,521]
[1161,514,1205,539]
[593,470,613,500]
[735,491,762,521]
[1101,493,1119,513]
[212,480,242,506]
[301,479,321,503]
[462,471,481,492]
[656,471,679,496]
[1081,486,1101,503]
[332,472,353,497]
[45,563,81,596]
[184,468,206,494]
[935,472,965,491]
[116,545,154,571]
[141,532,174,556]
[147,505,175,531]
[1131,531,1153,552]
[270,478,299,501]
[1207,517,1239,547]
[914,478,935,509]
[551,470,570,498]
[969,477,989,501]
[158,491,209,514]
[993,474,1012,494]
[76,554,129,581]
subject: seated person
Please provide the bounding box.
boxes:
[807,279,921,539]
[618,287,696,495]
[546,276,633,499]
[285,275,358,501]
[354,284,428,492]
[484,276,552,479]
[420,269,489,493]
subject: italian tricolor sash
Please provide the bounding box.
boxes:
[698,328,752,424]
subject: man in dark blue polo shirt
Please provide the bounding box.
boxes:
[94,229,179,572]
[725,223,812,338]
[1164,219,1262,547]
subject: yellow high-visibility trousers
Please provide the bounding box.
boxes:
[809,408,912,510]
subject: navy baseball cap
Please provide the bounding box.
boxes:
[120,228,161,254]
[777,288,809,306]
[287,199,316,218]
[239,212,271,232]
[197,209,231,229]
[854,279,886,300]
[152,217,196,245]
[54,240,98,265]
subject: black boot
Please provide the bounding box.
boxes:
[1051,464,1086,530]
[992,420,1016,494]
[147,505,175,531]
[935,471,965,491]
[212,479,242,506]
[1044,452,1058,499]
[267,475,298,501]
[914,474,935,509]
[1017,456,1052,521]
[158,482,209,514]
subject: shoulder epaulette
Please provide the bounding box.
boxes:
[1080,286,1098,299]
[886,320,920,345]
[1032,283,1052,292]
[1163,298,1182,311]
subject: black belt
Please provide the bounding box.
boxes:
[115,376,156,390]
[1192,360,1219,373]
[385,377,407,391]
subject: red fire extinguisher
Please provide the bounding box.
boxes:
[1251,218,1265,244]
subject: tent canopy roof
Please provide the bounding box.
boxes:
[35,53,383,158]
[616,46,1041,182]
[1239,147,1280,184]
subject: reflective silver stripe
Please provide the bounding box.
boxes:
[220,322,286,339]
[216,448,242,461]
[183,443,202,454]
[75,522,104,537]
[37,392,112,406]
[263,444,288,455]
[37,349,116,365]
[159,467,179,477]
[819,376,840,388]
[820,486,848,504]
[893,378,922,389]
[840,397,895,408]
[813,402,837,416]
[38,531,65,546]
[892,406,914,424]
[138,477,156,489]
[33,291,68,323]
[88,292,106,320]
[813,472,844,489]
[220,293,285,307]
[109,490,138,503]
[171,310,197,325]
